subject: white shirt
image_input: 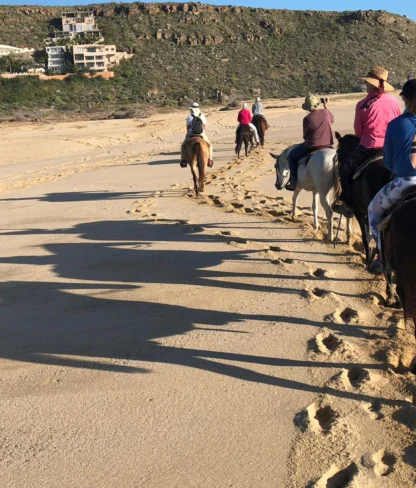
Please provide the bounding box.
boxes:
[186,112,207,131]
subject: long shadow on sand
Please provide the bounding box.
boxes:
[0,218,400,407]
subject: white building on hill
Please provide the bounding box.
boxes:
[0,45,34,57]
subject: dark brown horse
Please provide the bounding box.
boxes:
[235,125,253,159]
[335,132,400,307]
[385,199,416,336]
[335,132,391,266]
[252,114,269,146]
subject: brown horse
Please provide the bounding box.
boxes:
[252,114,269,146]
[384,198,416,336]
[183,136,210,196]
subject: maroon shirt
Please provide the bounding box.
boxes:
[303,109,334,148]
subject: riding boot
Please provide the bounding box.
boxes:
[333,202,354,218]
[285,178,297,192]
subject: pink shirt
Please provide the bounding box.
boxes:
[237,109,252,125]
[354,92,401,148]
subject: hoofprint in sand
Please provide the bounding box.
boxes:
[0,95,414,487]
[131,141,416,487]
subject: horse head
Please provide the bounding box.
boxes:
[335,132,360,168]
[270,148,291,190]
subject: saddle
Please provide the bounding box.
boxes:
[300,146,334,166]
[378,185,416,231]
[353,152,384,180]
[189,134,203,140]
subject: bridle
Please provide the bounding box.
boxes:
[274,156,290,187]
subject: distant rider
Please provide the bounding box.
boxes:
[252,96,268,126]
[334,66,401,216]
[252,97,263,116]
[236,103,260,145]
[180,102,214,167]
[285,94,334,191]
[367,79,416,273]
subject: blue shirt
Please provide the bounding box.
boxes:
[384,113,416,177]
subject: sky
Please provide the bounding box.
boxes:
[0,0,415,21]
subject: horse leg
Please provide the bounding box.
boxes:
[190,164,198,196]
[320,196,334,241]
[292,187,301,221]
[312,192,319,230]
[384,270,399,308]
[346,217,353,244]
[355,213,371,266]
[198,163,206,193]
[236,142,241,159]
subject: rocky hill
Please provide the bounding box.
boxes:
[1,3,416,114]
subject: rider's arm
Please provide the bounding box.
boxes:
[383,125,394,172]
[302,116,308,141]
[201,114,207,131]
[354,104,363,138]
[411,134,416,169]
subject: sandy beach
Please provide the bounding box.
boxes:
[0,95,415,487]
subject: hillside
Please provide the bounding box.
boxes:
[0,3,416,115]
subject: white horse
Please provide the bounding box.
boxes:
[271,145,351,242]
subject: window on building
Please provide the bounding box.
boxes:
[97,62,105,67]
[87,48,96,53]
[74,54,84,61]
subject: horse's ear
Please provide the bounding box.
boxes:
[335,131,342,142]
[270,153,279,160]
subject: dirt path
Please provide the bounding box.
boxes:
[0,98,414,487]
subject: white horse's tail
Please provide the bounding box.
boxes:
[331,153,342,203]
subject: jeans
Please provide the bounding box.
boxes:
[288,143,310,183]
[368,176,416,250]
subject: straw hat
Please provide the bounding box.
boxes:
[302,93,321,111]
[359,67,395,92]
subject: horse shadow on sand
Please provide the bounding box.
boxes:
[0,219,403,407]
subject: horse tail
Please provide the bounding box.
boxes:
[332,153,342,202]
[196,141,206,190]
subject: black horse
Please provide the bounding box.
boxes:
[235,125,253,158]
[335,132,391,266]
[335,132,403,307]
[384,194,416,335]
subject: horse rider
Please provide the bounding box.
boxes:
[180,102,214,168]
[252,97,263,116]
[285,93,334,191]
[236,103,260,146]
[334,66,401,215]
[252,96,268,124]
[367,79,416,273]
